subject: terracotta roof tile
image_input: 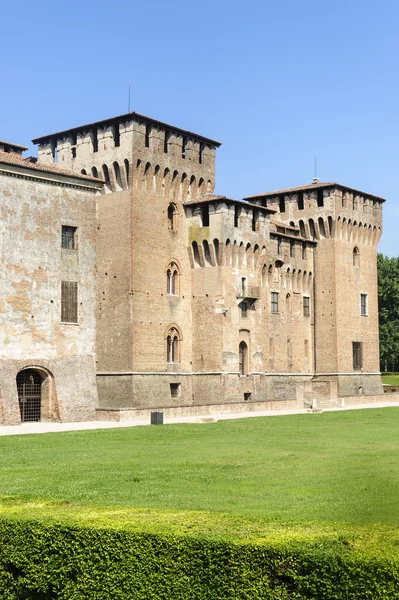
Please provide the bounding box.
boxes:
[0,151,103,184]
[184,194,276,213]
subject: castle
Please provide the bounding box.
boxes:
[0,111,385,425]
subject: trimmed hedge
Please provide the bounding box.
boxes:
[1,501,399,599]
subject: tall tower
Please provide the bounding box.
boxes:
[33,112,220,408]
[244,182,384,400]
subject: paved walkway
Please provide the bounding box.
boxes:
[1,400,399,437]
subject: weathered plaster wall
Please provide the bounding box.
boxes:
[0,170,99,423]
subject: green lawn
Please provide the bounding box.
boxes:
[1,408,399,526]
[381,375,399,385]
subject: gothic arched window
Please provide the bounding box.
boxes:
[166,327,181,363]
[166,262,180,295]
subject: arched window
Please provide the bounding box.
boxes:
[353,246,360,267]
[239,341,248,376]
[102,164,111,192]
[203,240,212,265]
[91,166,98,178]
[81,169,87,175]
[192,241,201,267]
[167,203,177,231]
[166,327,180,363]
[328,216,333,237]
[318,217,326,238]
[113,161,123,191]
[124,159,130,186]
[299,220,306,238]
[166,262,180,295]
[213,239,220,266]
[309,218,316,239]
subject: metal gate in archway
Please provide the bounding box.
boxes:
[17,369,42,422]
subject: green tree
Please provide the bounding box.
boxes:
[377,253,399,371]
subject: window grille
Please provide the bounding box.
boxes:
[360,294,368,316]
[17,369,42,422]
[352,342,363,371]
[271,292,279,313]
[61,226,77,249]
[61,281,78,323]
[303,296,310,316]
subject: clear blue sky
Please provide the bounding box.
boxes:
[2,0,397,256]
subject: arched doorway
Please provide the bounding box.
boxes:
[239,341,248,376]
[17,369,42,422]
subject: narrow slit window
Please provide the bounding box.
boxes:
[92,129,98,153]
[199,143,204,164]
[113,123,120,147]
[182,136,187,159]
[145,124,150,148]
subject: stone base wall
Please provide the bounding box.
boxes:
[96,392,398,423]
[0,355,98,426]
[96,372,386,415]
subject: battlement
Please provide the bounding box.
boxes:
[245,183,383,246]
[32,111,220,196]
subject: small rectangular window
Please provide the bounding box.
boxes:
[360,293,368,316]
[279,195,285,212]
[113,123,120,147]
[271,292,279,313]
[297,192,304,210]
[241,302,248,318]
[170,383,181,398]
[234,206,239,227]
[303,296,310,317]
[92,129,98,153]
[317,190,324,207]
[145,124,150,148]
[61,226,77,250]
[164,131,169,153]
[352,341,363,371]
[182,136,187,159]
[61,281,78,323]
[199,142,204,164]
[202,205,209,227]
[71,147,76,159]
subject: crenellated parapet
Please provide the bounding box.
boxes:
[244,182,384,248]
[32,111,220,198]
